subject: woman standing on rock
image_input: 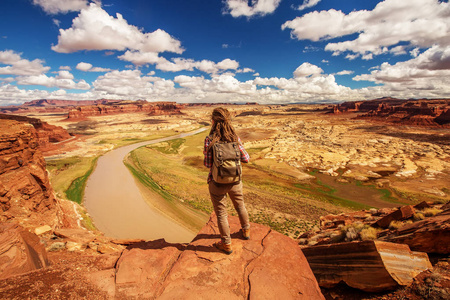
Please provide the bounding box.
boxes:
[203,107,250,254]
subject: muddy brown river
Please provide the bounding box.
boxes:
[84,128,207,243]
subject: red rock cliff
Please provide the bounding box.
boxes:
[0,114,71,152]
[0,120,57,227]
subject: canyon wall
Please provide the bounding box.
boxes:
[0,120,57,227]
[333,98,450,127]
[67,101,183,119]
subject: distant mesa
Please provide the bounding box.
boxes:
[66,100,183,119]
[333,97,450,127]
[0,99,187,119]
[0,99,120,114]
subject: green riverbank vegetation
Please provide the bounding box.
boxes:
[46,156,98,203]
[46,156,98,230]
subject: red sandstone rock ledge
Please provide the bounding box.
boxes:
[0,114,72,152]
[0,215,325,299]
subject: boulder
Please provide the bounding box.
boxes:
[302,240,432,292]
[381,209,450,254]
[114,214,324,299]
[374,205,415,228]
[0,223,49,280]
[54,228,97,245]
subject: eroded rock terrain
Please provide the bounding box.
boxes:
[0,99,449,299]
[231,106,449,204]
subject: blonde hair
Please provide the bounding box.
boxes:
[208,107,238,149]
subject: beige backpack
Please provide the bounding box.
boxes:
[211,141,242,184]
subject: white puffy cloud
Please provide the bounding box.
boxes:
[0,50,50,76]
[33,0,89,15]
[171,62,362,103]
[194,59,217,74]
[76,62,93,72]
[293,62,323,78]
[16,74,90,90]
[282,0,450,58]
[148,57,241,74]
[0,77,15,83]
[117,51,161,66]
[92,69,175,98]
[236,67,255,73]
[217,58,239,70]
[223,0,281,18]
[56,70,74,79]
[76,62,111,72]
[351,45,450,99]
[52,3,183,55]
[0,83,103,105]
[354,45,450,92]
[335,70,354,76]
[0,84,51,105]
[296,0,321,11]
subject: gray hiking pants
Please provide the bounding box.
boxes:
[208,181,250,244]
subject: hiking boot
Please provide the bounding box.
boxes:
[214,241,233,254]
[242,228,250,240]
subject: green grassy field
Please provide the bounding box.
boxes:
[46,156,98,203]
[97,130,178,149]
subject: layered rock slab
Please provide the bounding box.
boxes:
[114,215,324,299]
[382,208,450,254]
[302,240,432,292]
[0,223,50,280]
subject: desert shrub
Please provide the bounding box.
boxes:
[413,212,425,221]
[360,227,378,241]
[422,207,442,217]
[340,222,370,241]
[345,227,358,241]
[330,231,344,243]
[389,220,404,230]
[389,220,413,230]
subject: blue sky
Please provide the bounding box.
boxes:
[1,0,449,105]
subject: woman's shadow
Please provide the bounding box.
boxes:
[124,231,242,253]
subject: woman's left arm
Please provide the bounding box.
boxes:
[238,137,250,163]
